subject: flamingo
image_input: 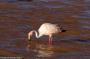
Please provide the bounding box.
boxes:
[28,23,65,45]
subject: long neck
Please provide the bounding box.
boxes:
[33,30,40,38]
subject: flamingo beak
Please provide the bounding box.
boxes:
[28,32,33,41]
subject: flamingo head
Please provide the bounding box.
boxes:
[28,31,34,41]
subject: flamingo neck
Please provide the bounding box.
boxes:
[33,30,40,38]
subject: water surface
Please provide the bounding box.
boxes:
[0,0,90,59]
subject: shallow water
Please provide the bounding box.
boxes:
[0,0,90,59]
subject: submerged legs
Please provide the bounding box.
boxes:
[49,35,53,46]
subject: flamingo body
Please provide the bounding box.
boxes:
[38,23,60,36]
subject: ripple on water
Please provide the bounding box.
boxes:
[77,20,90,29]
[78,20,90,24]
[84,10,90,16]
[0,0,17,3]
[45,5,65,8]
[6,48,27,53]
[40,0,74,4]
[81,26,90,30]
[58,52,90,59]
[71,8,90,18]
[72,15,90,18]
[72,39,90,45]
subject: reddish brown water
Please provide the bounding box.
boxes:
[0,0,90,59]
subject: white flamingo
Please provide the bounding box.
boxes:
[28,23,65,45]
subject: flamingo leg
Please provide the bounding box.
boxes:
[49,35,53,45]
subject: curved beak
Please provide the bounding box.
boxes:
[28,32,32,41]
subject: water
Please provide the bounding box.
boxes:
[0,0,90,59]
